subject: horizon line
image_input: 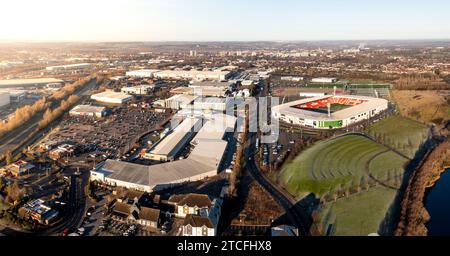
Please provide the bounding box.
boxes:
[1,38,450,44]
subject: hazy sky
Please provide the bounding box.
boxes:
[1,0,449,42]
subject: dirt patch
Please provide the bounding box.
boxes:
[392,90,450,126]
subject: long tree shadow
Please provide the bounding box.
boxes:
[272,193,319,234]
[378,135,439,235]
[220,174,253,236]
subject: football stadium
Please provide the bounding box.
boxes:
[272,95,389,129]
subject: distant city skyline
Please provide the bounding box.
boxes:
[1,0,450,42]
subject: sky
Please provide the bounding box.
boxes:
[0,0,449,42]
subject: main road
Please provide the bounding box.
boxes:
[244,132,311,236]
[241,79,311,236]
[39,168,89,236]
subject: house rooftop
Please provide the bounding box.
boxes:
[183,214,214,228]
[139,207,160,222]
[169,193,212,208]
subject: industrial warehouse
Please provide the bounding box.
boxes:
[125,69,231,81]
[144,117,203,162]
[0,92,10,108]
[121,84,155,95]
[90,91,133,104]
[69,105,107,118]
[272,95,389,129]
[90,114,236,192]
[125,69,159,78]
[0,78,64,88]
[46,63,92,71]
[171,81,232,97]
[153,70,231,81]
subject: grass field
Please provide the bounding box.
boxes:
[391,90,450,127]
[278,135,408,198]
[367,115,429,158]
[319,186,397,236]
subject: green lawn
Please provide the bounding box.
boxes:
[367,115,429,158]
[368,152,407,181]
[278,135,408,198]
[319,187,397,236]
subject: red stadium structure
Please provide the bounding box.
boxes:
[293,97,368,110]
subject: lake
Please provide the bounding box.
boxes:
[425,169,450,236]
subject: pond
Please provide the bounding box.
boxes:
[425,169,450,236]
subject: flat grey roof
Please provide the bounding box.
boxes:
[91,91,132,100]
[150,117,202,156]
[70,105,105,113]
[0,78,64,87]
[102,158,214,188]
[190,81,234,87]
[96,113,237,189]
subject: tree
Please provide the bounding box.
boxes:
[0,178,4,191]
[361,175,370,191]
[5,181,25,204]
[5,151,13,165]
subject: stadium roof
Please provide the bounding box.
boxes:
[273,95,388,121]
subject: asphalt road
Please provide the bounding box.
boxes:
[239,79,311,236]
[245,132,311,236]
[39,169,88,236]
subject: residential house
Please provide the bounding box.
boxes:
[111,202,132,222]
[111,201,161,230]
[181,214,215,236]
[137,207,161,230]
[168,193,212,218]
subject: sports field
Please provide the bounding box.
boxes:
[367,115,429,158]
[278,135,408,198]
[302,103,352,114]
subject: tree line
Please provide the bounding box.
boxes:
[0,98,50,138]
[0,76,95,139]
[394,74,450,90]
[38,95,80,128]
[395,140,450,236]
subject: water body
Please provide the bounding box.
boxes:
[425,169,450,236]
